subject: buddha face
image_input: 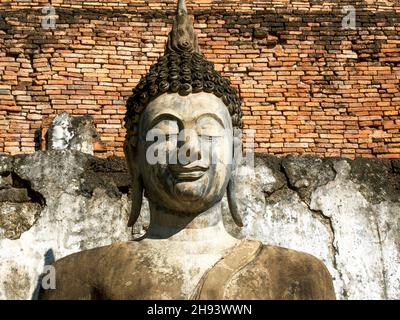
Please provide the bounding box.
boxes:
[136,92,233,214]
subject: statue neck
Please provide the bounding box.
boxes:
[144,201,236,245]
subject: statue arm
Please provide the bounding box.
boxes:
[281,250,336,300]
[38,250,100,300]
[255,246,336,300]
[303,254,336,300]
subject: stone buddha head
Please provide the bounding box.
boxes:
[124,0,243,228]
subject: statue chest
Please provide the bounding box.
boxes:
[93,240,272,300]
[100,251,225,300]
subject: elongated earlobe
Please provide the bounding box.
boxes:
[227,129,244,227]
[227,177,243,227]
[125,141,144,227]
[127,174,143,227]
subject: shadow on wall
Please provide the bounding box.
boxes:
[31,248,55,300]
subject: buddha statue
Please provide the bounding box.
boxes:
[39,0,335,300]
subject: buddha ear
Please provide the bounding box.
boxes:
[124,139,143,228]
[227,128,243,227]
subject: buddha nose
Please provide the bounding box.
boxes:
[180,128,201,164]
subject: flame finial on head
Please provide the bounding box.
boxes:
[166,0,199,53]
[125,0,243,147]
[177,0,187,14]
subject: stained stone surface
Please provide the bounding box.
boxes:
[46,112,98,155]
[0,150,132,299]
[0,150,399,299]
[228,155,400,300]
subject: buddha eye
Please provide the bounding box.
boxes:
[150,119,179,138]
[197,127,225,138]
[165,133,178,142]
[196,116,225,137]
[200,135,215,142]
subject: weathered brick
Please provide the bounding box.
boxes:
[0,0,399,159]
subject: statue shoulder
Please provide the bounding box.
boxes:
[255,244,336,299]
[53,241,141,268]
[38,241,141,300]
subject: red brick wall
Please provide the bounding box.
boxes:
[0,0,399,158]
